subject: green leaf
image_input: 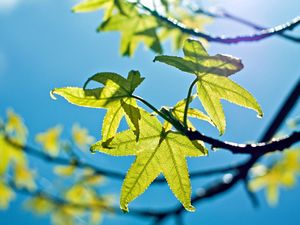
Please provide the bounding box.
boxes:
[121,99,141,140]
[99,6,162,56]
[52,71,144,140]
[164,95,214,131]
[72,0,110,13]
[154,39,262,134]
[197,74,263,134]
[92,110,207,212]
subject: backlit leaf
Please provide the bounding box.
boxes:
[52,71,144,140]
[154,39,262,134]
[92,110,207,212]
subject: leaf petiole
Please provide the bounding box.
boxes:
[183,78,198,128]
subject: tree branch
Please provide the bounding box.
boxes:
[149,74,300,224]
[186,130,300,155]
[194,7,300,43]
[138,3,300,44]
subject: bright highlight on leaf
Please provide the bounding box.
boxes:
[92,110,207,212]
[154,39,263,134]
[52,71,144,141]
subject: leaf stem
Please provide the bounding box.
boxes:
[183,78,198,128]
[131,95,171,123]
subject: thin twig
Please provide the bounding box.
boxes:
[138,3,300,44]
[194,7,300,43]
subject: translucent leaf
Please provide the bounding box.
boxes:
[72,0,109,13]
[92,110,207,212]
[164,95,213,130]
[197,74,262,134]
[99,7,162,56]
[53,71,144,140]
[121,99,141,140]
[155,39,262,134]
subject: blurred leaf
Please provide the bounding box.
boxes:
[250,148,300,206]
[72,123,95,150]
[36,126,63,157]
[0,182,15,209]
[24,196,54,215]
[54,165,76,177]
[99,3,162,56]
[5,109,28,144]
[14,163,36,191]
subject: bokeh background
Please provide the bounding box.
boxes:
[0,0,300,224]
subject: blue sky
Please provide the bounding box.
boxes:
[0,0,300,225]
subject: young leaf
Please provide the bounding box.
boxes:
[154,39,262,134]
[52,71,144,140]
[99,4,162,56]
[92,110,207,212]
[164,95,214,131]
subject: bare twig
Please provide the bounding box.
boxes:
[138,3,300,44]
[194,7,300,43]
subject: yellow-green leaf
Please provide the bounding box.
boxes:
[0,182,15,209]
[92,110,207,212]
[154,39,262,134]
[72,0,110,13]
[35,126,63,157]
[52,71,144,141]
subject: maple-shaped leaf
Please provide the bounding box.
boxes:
[91,110,207,212]
[154,39,263,134]
[163,94,214,131]
[52,71,144,140]
[98,2,162,56]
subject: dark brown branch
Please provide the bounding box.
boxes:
[138,3,300,44]
[186,130,300,155]
[194,7,300,43]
